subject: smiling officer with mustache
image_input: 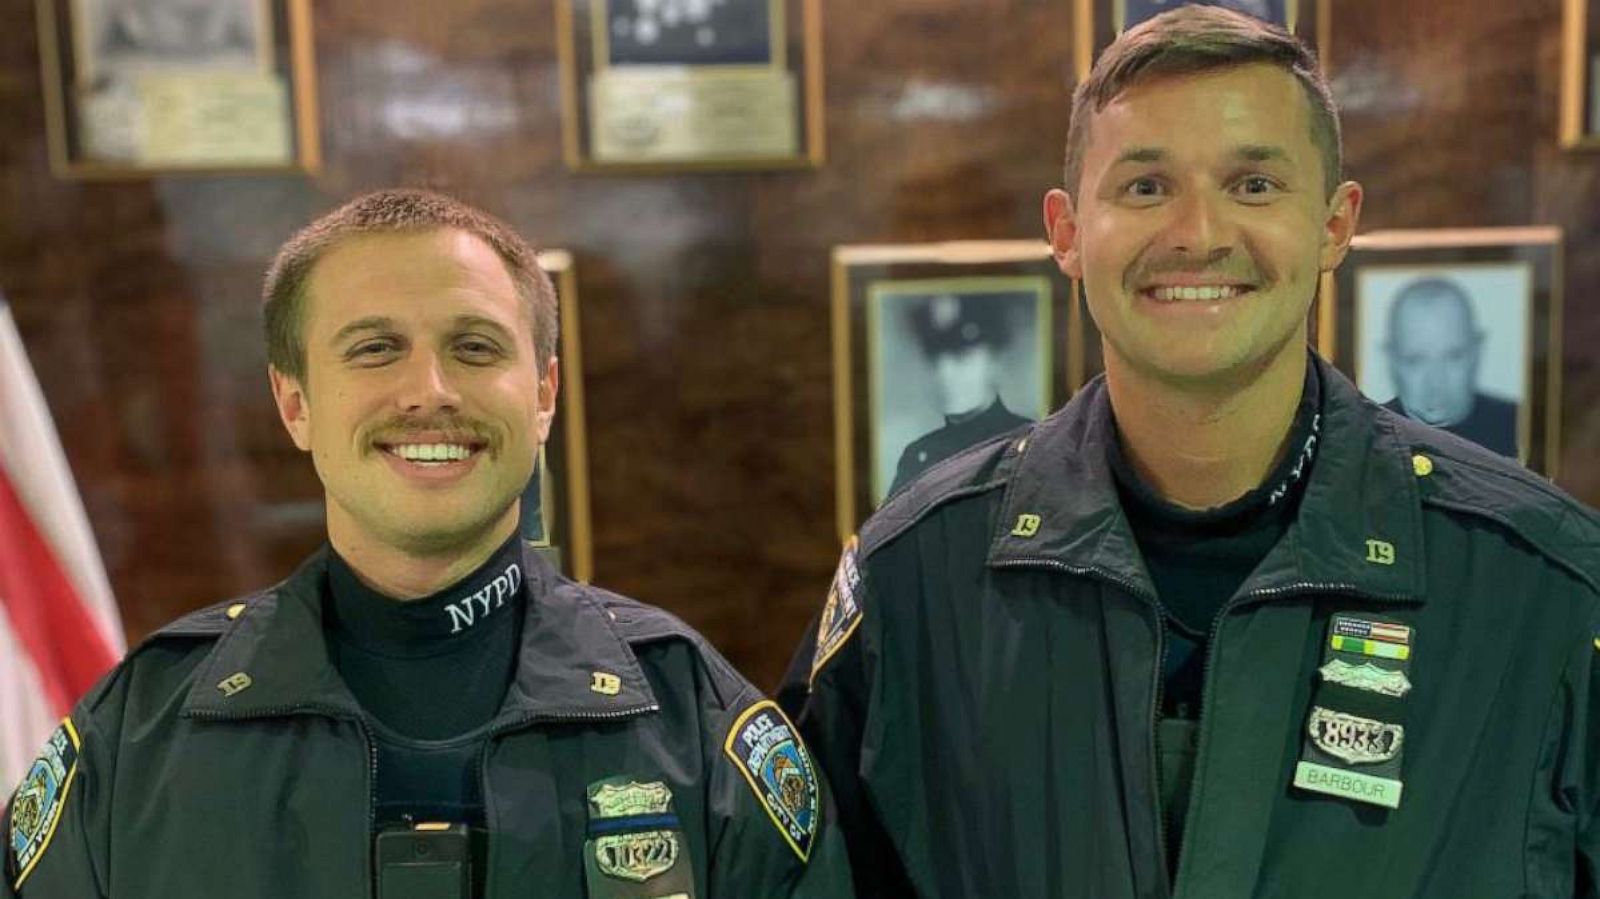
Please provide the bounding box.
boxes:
[3,190,852,899]
[784,7,1600,897]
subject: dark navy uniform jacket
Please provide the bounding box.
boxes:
[4,546,853,898]
[790,354,1600,898]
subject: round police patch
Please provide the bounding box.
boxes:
[9,719,81,889]
[723,701,819,862]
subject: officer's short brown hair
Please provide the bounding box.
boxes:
[1063,5,1340,200]
[263,189,558,384]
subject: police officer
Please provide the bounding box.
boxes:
[787,7,1600,897]
[4,190,852,898]
[888,293,1034,496]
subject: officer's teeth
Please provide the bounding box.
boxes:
[1150,285,1243,302]
[391,443,472,462]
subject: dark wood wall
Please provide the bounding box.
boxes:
[2,0,1596,691]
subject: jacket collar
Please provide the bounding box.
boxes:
[988,353,1428,604]
[181,542,659,724]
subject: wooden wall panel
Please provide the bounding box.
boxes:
[0,0,1594,691]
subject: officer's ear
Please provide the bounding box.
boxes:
[269,365,313,452]
[534,354,559,446]
[1044,188,1084,280]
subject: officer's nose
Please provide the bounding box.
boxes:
[394,350,462,415]
[1161,188,1235,262]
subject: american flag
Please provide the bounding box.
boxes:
[0,297,123,791]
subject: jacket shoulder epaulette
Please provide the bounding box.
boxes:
[1388,411,1600,594]
[590,586,754,710]
[596,588,700,644]
[860,425,1029,558]
[144,590,270,642]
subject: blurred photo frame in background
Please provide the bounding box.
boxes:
[517,251,595,582]
[556,0,824,170]
[833,242,1078,538]
[1118,0,1290,31]
[37,0,320,176]
[1560,0,1600,147]
[1079,0,1327,79]
[1318,228,1565,474]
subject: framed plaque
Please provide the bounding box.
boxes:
[1316,228,1564,475]
[35,0,320,178]
[519,250,596,581]
[832,242,1078,539]
[1560,0,1600,148]
[1076,0,1329,79]
[556,0,824,171]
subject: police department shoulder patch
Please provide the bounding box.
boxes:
[723,700,819,862]
[809,536,863,684]
[9,719,81,890]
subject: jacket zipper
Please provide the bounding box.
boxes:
[991,557,1171,896]
[476,703,661,898]
[1169,581,1412,893]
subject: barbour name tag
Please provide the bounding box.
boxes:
[1293,761,1402,809]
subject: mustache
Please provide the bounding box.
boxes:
[1127,249,1267,286]
[365,416,496,446]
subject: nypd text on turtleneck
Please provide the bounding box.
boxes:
[444,563,523,634]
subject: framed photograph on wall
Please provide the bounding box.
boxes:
[519,250,595,581]
[832,242,1077,539]
[1560,0,1600,148]
[1076,0,1329,79]
[35,0,320,178]
[1316,228,1564,475]
[555,0,824,171]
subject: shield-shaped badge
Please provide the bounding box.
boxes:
[583,777,697,899]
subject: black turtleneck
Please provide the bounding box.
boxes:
[325,533,526,830]
[1108,361,1323,874]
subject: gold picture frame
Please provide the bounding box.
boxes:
[36,0,320,178]
[1560,0,1600,148]
[1075,0,1331,80]
[1315,228,1564,475]
[832,242,1077,540]
[521,250,596,582]
[555,0,824,172]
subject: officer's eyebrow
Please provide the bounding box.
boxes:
[329,316,396,347]
[1234,144,1291,164]
[452,314,516,345]
[1113,146,1166,166]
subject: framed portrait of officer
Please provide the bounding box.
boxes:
[1077,0,1328,79]
[518,250,596,581]
[1317,228,1564,475]
[832,242,1078,539]
[555,0,824,170]
[1560,0,1600,148]
[35,0,320,177]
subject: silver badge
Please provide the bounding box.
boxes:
[1307,706,1403,765]
[590,781,679,882]
[1319,658,1413,697]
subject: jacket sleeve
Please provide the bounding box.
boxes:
[1571,605,1600,897]
[783,542,917,899]
[707,690,854,898]
[3,705,111,899]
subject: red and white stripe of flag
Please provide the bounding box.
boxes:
[1368,622,1411,645]
[0,298,123,791]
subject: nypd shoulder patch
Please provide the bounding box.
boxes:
[723,700,819,862]
[9,719,81,889]
[809,537,864,683]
